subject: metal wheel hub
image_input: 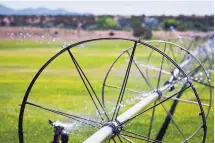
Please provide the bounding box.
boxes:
[103,120,122,136]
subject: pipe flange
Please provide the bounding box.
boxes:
[102,120,122,136]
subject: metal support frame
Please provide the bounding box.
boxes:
[84,38,213,142]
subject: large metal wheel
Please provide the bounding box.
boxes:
[18,38,208,143]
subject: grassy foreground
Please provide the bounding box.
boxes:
[0,39,213,143]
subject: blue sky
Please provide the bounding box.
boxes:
[1,1,214,16]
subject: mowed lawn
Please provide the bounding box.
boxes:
[0,39,213,143]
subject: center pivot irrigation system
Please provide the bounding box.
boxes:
[18,35,214,143]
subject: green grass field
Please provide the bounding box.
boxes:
[0,39,213,143]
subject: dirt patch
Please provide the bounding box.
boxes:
[0,27,212,41]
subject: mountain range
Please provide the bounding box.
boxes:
[0,4,91,15]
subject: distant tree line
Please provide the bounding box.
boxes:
[0,14,213,38]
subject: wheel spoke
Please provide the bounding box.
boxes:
[186,39,194,51]
[25,101,101,128]
[126,51,153,90]
[161,104,186,140]
[156,83,188,141]
[147,101,156,143]
[186,58,207,77]
[180,39,194,62]
[122,85,191,125]
[120,135,134,143]
[161,96,209,107]
[105,84,143,94]
[145,49,155,80]
[120,133,149,142]
[67,49,109,121]
[157,42,167,89]
[169,43,178,63]
[122,129,162,143]
[112,41,138,120]
[136,63,171,75]
[117,135,123,143]
[192,79,214,88]
[165,47,174,70]
[121,129,162,143]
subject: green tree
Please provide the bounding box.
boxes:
[131,18,142,28]
[96,16,117,29]
[133,26,152,39]
[161,19,179,30]
[177,21,194,31]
